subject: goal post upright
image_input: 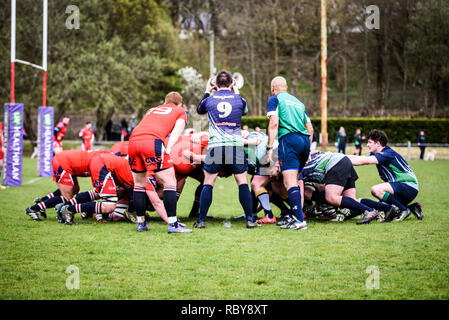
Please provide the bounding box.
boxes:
[10,0,15,104]
[6,0,53,183]
[10,0,48,106]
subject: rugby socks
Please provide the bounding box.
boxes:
[188,184,203,216]
[133,186,147,224]
[382,192,408,212]
[340,196,373,213]
[163,187,178,228]
[361,198,392,213]
[251,190,258,216]
[38,189,62,202]
[66,202,101,215]
[68,190,96,205]
[198,185,213,223]
[288,186,304,222]
[238,184,254,222]
[32,196,65,211]
[255,189,274,218]
[270,192,290,214]
[311,190,327,204]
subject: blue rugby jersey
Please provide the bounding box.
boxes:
[371,146,419,191]
[197,89,248,148]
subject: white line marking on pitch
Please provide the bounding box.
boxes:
[24,177,43,185]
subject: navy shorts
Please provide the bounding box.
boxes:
[204,146,248,175]
[390,182,418,205]
[278,132,310,172]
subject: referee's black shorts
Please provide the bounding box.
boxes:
[324,157,358,190]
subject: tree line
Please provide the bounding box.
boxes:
[0,0,448,141]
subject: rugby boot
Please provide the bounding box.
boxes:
[395,209,412,221]
[25,207,42,221]
[382,205,400,223]
[256,215,277,224]
[356,210,379,225]
[408,202,423,220]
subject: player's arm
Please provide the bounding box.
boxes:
[165,119,186,154]
[243,138,261,146]
[197,80,215,114]
[183,149,206,163]
[305,113,314,144]
[347,154,379,166]
[242,97,248,116]
[147,190,169,224]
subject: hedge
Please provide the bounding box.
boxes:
[241,117,449,143]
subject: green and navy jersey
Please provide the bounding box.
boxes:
[372,146,419,191]
[244,132,269,168]
[197,90,247,148]
[266,91,311,140]
[302,152,346,184]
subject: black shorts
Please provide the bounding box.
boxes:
[325,157,358,190]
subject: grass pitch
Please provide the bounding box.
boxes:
[1,157,448,300]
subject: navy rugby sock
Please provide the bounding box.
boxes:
[198,185,213,223]
[238,184,254,222]
[288,186,304,222]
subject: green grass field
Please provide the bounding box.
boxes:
[1,157,449,300]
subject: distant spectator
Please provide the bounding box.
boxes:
[104,119,112,141]
[354,128,364,156]
[242,124,249,131]
[418,130,426,160]
[79,122,95,151]
[336,126,347,154]
[53,116,70,154]
[128,114,138,136]
[121,116,129,141]
[255,126,261,132]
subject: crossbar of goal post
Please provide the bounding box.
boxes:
[4,0,53,187]
[10,0,47,106]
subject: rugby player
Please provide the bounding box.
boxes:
[79,121,95,151]
[128,91,192,233]
[302,151,381,224]
[25,150,109,221]
[53,116,70,154]
[266,76,313,230]
[56,152,134,224]
[193,70,258,229]
[348,129,423,222]
[110,141,129,157]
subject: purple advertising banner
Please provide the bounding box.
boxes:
[37,107,54,177]
[2,103,24,186]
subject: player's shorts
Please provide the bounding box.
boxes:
[82,142,92,151]
[203,146,248,175]
[52,156,78,187]
[128,137,173,173]
[278,132,310,172]
[146,174,157,193]
[324,157,358,190]
[90,158,117,198]
[389,182,418,206]
[53,140,62,150]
